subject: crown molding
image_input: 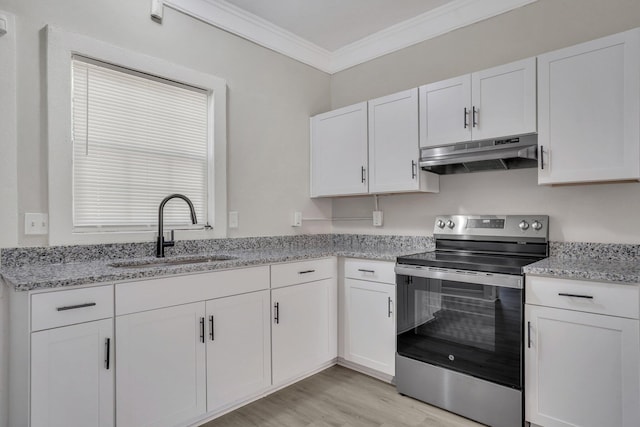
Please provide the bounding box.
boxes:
[165,0,538,74]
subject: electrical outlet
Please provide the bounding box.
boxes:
[292,211,302,227]
[24,213,49,235]
[373,211,383,227]
[228,211,239,229]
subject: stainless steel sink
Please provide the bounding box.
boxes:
[109,255,237,269]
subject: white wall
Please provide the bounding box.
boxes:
[330,0,640,243]
[0,0,332,249]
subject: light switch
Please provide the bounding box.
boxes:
[373,211,383,227]
[228,211,239,229]
[25,213,49,235]
[292,211,302,227]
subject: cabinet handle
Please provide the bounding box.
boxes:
[298,270,315,274]
[411,160,417,179]
[104,338,111,370]
[361,166,366,183]
[358,269,375,273]
[274,302,280,324]
[527,322,532,349]
[388,297,393,318]
[472,106,478,127]
[56,302,96,311]
[199,317,205,343]
[558,293,594,299]
[463,107,469,128]
[209,315,214,341]
[540,145,544,170]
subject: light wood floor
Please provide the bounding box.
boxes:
[201,366,484,427]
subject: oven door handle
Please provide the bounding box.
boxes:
[394,264,523,289]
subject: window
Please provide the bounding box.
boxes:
[47,27,227,245]
[71,57,209,231]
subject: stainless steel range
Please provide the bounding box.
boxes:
[395,215,549,427]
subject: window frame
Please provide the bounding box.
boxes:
[47,26,227,245]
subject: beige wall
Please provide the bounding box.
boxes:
[330,0,640,243]
[0,0,332,248]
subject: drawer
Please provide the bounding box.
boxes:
[526,275,639,319]
[344,258,396,284]
[271,258,335,289]
[31,285,114,332]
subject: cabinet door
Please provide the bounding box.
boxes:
[368,88,420,193]
[419,75,471,147]
[471,57,536,141]
[206,290,271,412]
[310,102,368,197]
[272,278,337,385]
[538,28,640,184]
[31,319,114,427]
[344,279,395,376]
[116,302,206,427]
[525,304,640,427]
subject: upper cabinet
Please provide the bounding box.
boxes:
[538,28,640,184]
[310,102,368,197]
[311,91,439,198]
[419,57,537,148]
[368,88,439,194]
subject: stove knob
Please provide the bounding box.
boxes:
[532,220,543,231]
[437,220,446,229]
[519,220,530,231]
[447,220,455,229]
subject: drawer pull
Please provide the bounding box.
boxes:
[558,293,594,299]
[56,302,97,312]
[104,338,111,370]
[298,270,316,274]
[358,269,375,274]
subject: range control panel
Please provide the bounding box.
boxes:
[433,215,549,241]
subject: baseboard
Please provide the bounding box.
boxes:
[337,357,395,384]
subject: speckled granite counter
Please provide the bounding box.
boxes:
[524,242,640,285]
[0,234,433,291]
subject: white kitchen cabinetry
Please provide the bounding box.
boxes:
[343,259,396,377]
[31,319,114,427]
[205,290,271,411]
[27,284,115,427]
[310,102,368,197]
[369,88,439,194]
[420,57,536,147]
[525,276,640,427]
[271,259,337,385]
[537,28,640,184]
[116,302,207,427]
[115,266,271,427]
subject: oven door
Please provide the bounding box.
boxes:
[395,265,523,389]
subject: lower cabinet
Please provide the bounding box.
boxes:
[205,290,271,411]
[344,278,395,376]
[525,276,640,427]
[271,278,338,385]
[31,318,114,427]
[116,302,207,427]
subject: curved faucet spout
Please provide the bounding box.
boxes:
[157,194,198,257]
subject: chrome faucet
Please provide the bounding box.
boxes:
[156,194,198,257]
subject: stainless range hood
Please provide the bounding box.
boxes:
[420,135,538,174]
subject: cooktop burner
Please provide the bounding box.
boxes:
[396,251,545,275]
[397,215,550,276]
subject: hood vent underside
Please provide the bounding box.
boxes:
[420,135,538,175]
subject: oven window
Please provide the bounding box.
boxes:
[396,274,522,389]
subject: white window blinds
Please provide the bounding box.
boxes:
[71,56,210,231]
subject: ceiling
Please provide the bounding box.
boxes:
[165,0,539,73]
[223,0,453,52]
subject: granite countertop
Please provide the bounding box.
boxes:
[524,257,640,285]
[0,239,427,292]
